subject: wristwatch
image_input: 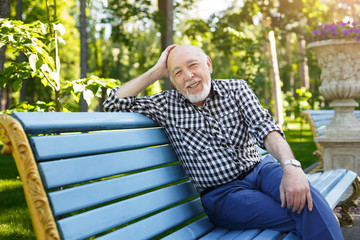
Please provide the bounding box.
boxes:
[282,159,301,168]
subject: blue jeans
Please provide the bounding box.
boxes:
[201,155,343,240]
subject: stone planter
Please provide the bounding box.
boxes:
[308,39,360,137]
[308,39,360,174]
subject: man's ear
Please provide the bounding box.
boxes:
[206,56,213,74]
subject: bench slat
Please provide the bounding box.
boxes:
[253,230,282,240]
[95,199,204,240]
[49,164,188,216]
[39,145,178,188]
[232,229,262,240]
[218,230,244,239]
[282,233,297,240]
[311,169,347,196]
[308,170,334,186]
[57,182,197,239]
[30,128,169,161]
[199,228,230,240]
[161,217,215,240]
[324,170,357,208]
[11,112,158,134]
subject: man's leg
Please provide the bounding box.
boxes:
[201,155,344,239]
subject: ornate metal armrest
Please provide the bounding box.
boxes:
[336,176,360,227]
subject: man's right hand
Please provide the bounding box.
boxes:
[115,44,178,98]
[153,44,178,79]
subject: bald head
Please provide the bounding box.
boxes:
[167,45,208,76]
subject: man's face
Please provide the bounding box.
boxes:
[167,45,213,106]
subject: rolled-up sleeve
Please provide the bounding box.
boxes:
[102,87,137,112]
[235,80,284,149]
[102,87,168,124]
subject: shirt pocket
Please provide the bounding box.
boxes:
[219,106,247,146]
[220,106,241,128]
[176,117,210,153]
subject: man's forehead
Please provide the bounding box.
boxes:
[168,48,204,71]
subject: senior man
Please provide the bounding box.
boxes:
[103,44,343,239]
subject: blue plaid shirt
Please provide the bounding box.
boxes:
[103,79,284,193]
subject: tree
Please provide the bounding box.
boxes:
[80,0,88,111]
[158,0,173,90]
[0,0,11,110]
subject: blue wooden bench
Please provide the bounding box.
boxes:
[1,112,359,240]
[302,110,360,173]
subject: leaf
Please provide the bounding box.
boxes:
[13,79,23,91]
[57,36,66,44]
[83,90,94,106]
[53,23,66,36]
[41,77,48,87]
[29,54,38,72]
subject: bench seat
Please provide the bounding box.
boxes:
[1,112,359,240]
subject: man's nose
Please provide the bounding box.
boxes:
[184,69,194,80]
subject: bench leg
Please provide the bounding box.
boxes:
[336,176,360,227]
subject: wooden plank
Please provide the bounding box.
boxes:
[94,199,205,240]
[218,230,244,239]
[49,165,188,216]
[282,233,298,240]
[253,230,282,240]
[30,128,169,161]
[324,170,357,208]
[308,170,334,186]
[39,145,178,188]
[232,229,262,240]
[161,217,215,240]
[56,182,198,239]
[311,169,346,196]
[11,112,158,134]
[199,228,230,240]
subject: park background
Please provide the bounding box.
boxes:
[1,0,360,239]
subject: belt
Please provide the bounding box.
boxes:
[199,163,259,198]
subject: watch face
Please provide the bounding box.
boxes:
[292,160,301,167]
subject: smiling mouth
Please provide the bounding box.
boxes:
[186,80,202,89]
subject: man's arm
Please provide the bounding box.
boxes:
[264,131,313,214]
[115,44,177,98]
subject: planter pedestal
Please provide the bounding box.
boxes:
[308,39,360,175]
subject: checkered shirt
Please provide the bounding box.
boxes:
[103,79,284,193]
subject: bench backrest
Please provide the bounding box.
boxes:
[304,110,360,136]
[11,112,203,239]
[3,112,358,240]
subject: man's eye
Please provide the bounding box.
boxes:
[175,71,181,76]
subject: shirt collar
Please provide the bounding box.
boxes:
[177,79,227,105]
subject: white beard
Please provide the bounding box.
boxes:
[186,78,211,103]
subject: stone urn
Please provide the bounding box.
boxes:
[308,39,360,138]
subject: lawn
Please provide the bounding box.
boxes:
[0,117,318,239]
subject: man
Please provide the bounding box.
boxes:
[103,44,343,239]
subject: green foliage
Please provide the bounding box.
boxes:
[0,18,65,91]
[63,75,120,105]
[1,101,57,114]
[283,87,314,119]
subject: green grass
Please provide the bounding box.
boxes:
[0,154,35,240]
[283,117,318,170]
[0,117,319,239]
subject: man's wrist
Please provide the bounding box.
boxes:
[281,159,301,168]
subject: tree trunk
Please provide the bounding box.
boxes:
[80,0,88,111]
[298,37,309,89]
[267,30,284,127]
[17,0,28,103]
[286,33,295,94]
[158,0,173,90]
[0,0,11,110]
